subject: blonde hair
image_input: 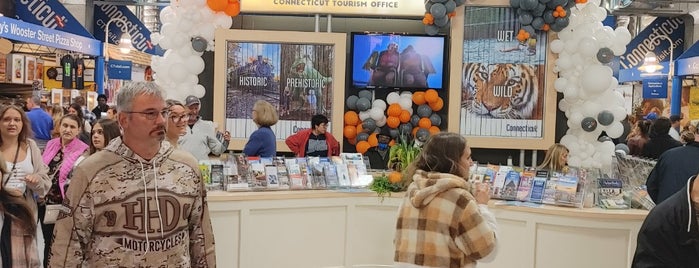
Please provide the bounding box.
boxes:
[253,100,278,127]
[681,130,696,144]
[538,143,568,172]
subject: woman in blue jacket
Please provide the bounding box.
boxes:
[243,100,278,157]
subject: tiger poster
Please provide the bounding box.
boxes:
[225,41,334,140]
[461,7,547,138]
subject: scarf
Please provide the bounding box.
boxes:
[42,138,88,197]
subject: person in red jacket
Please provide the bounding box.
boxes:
[286,114,340,157]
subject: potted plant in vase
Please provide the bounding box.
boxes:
[369,136,422,199]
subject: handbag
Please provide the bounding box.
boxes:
[43,204,63,224]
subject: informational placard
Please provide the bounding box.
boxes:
[241,0,424,17]
[107,59,132,80]
[0,16,101,55]
[460,6,547,139]
[642,78,668,99]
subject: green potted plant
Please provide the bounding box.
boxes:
[369,136,421,198]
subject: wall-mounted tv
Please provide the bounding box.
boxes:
[350,32,447,90]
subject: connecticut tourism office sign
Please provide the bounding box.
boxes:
[241,0,424,17]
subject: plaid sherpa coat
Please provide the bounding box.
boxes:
[394,170,497,268]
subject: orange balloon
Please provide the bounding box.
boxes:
[412,91,426,105]
[429,126,440,135]
[418,118,432,129]
[388,171,402,183]
[206,0,227,12]
[386,116,400,128]
[412,127,419,137]
[348,137,357,145]
[224,1,241,16]
[356,123,364,134]
[387,104,402,117]
[344,111,359,126]
[344,125,358,139]
[429,98,444,111]
[399,110,411,123]
[356,141,371,154]
[368,133,379,147]
[424,89,439,104]
[389,139,396,147]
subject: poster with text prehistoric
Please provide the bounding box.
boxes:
[225,41,334,140]
[461,7,547,138]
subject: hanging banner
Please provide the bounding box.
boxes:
[642,78,668,99]
[93,4,162,55]
[13,0,94,38]
[0,16,101,55]
[618,17,685,82]
[108,59,132,80]
[241,0,424,17]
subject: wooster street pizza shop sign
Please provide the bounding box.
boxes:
[241,0,424,17]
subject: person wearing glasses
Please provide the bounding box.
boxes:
[50,82,216,267]
[40,113,89,265]
[180,95,230,160]
[165,99,188,148]
[89,119,121,155]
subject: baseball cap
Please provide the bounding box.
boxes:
[643,112,658,120]
[185,95,200,106]
[669,114,682,122]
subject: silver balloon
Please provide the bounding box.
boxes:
[356,97,371,111]
[581,117,598,132]
[362,118,377,133]
[191,36,207,52]
[416,128,431,142]
[358,89,372,100]
[357,132,370,142]
[425,24,440,36]
[417,104,433,118]
[346,95,359,110]
[597,110,615,126]
[596,47,614,64]
[429,113,442,126]
[430,3,447,18]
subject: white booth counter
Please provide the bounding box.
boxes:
[207,190,647,268]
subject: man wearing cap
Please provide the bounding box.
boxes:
[180,95,230,160]
[669,115,682,141]
[285,114,340,157]
[365,127,393,170]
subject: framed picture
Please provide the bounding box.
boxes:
[84,69,95,82]
[51,88,63,106]
[213,30,347,152]
[448,3,557,150]
[0,53,6,82]
[8,54,24,84]
[25,56,36,84]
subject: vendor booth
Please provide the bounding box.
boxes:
[673,40,699,122]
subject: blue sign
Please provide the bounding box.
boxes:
[643,78,668,98]
[93,4,163,55]
[675,40,699,76]
[14,0,94,38]
[0,16,101,55]
[108,60,132,80]
[618,17,685,82]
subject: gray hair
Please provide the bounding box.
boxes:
[115,81,164,112]
[30,96,41,105]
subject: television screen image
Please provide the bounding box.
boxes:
[351,33,446,89]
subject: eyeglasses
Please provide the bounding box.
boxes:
[169,114,190,123]
[123,109,168,120]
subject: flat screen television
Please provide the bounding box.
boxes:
[350,32,447,90]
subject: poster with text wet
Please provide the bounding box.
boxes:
[461,7,547,138]
[225,41,334,140]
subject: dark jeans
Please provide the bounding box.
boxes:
[38,204,54,267]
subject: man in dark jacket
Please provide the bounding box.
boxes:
[632,175,699,268]
[641,116,682,159]
[646,131,699,204]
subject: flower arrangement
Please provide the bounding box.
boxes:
[369,137,422,198]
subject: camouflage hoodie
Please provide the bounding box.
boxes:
[49,137,216,267]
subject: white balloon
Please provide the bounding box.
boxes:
[160,7,176,24]
[398,97,413,110]
[558,99,570,111]
[186,56,206,74]
[358,111,371,121]
[554,77,568,92]
[169,65,188,83]
[369,107,384,121]
[605,121,624,138]
[372,99,387,111]
[550,40,565,53]
[386,92,400,104]
[581,65,612,94]
[579,36,599,57]
[376,116,387,127]
[192,85,205,98]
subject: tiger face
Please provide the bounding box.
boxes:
[461,63,488,103]
[463,64,538,119]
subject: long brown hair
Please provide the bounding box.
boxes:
[0,105,33,148]
[405,132,469,185]
[538,143,568,172]
[0,156,36,235]
[90,119,121,154]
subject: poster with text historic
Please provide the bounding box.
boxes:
[461,6,547,138]
[225,41,334,140]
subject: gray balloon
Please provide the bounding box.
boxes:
[431,0,448,2]
[356,132,369,142]
[531,17,545,30]
[416,128,431,142]
[533,3,546,17]
[362,118,377,133]
[454,0,466,5]
[398,123,413,138]
[389,128,400,139]
[566,0,576,9]
[510,0,521,8]
[615,143,630,155]
[429,113,442,126]
[522,25,536,36]
[346,95,359,110]
[434,16,450,27]
[596,47,614,64]
[430,3,447,18]
[519,12,533,25]
[191,37,207,52]
[358,89,372,100]
[520,0,538,10]
[410,114,421,127]
[444,0,457,13]
[425,1,433,11]
[598,135,612,142]
[554,17,569,28]
[539,0,551,3]
[597,110,615,126]
[356,97,371,111]
[581,117,598,132]
[543,10,555,24]
[546,0,563,8]
[417,104,433,118]
[425,24,440,36]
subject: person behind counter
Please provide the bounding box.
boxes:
[243,100,278,157]
[394,132,497,267]
[538,143,568,173]
[632,174,699,267]
[285,114,339,157]
[365,127,392,170]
